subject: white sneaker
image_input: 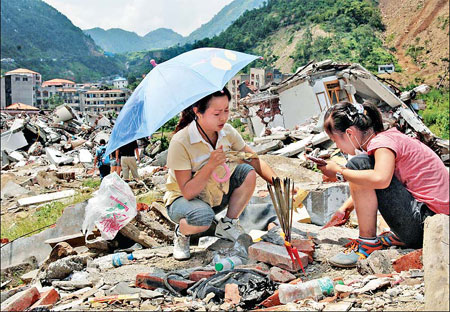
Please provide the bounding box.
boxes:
[173,225,190,260]
[215,217,245,242]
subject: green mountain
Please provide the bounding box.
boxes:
[84,27,184,53]
[84,0,265,53]
[185,0,266,43]
[0,0,125,82]
[127,0,396,77]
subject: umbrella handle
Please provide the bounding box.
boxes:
[212,163,231,183]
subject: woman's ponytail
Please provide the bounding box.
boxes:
[174,105,195,133]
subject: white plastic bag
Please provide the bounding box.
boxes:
[82,172,137,241]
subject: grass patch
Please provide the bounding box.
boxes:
[418,88,449,139]
[82,178,101,188]
[1,192,92,242]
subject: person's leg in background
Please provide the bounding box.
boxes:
[121,156,131,181]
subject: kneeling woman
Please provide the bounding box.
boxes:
[319,101,449,268]
[164,87,277,260]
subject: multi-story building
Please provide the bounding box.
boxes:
[112,77,128,89]
[37,78,77,109]
[80,89,131,113]
[0,68,42,108]
[227,74,249,110]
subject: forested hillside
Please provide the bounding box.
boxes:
[0,0,125,82]
[126,0,396,77]
[185,0,266,43]
[84,28,184,53]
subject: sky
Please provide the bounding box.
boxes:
[42,0,234,37]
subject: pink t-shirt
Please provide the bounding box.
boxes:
[367,128,449,215]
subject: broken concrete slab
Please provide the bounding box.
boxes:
[252,140,284,155]
[53,105,76,123]
[423,214,449,311]
[1,180,29,199]
[45,147,74,165]
[78,149,92,163]
[1,128,28,152]
[271,132,329,157]
[18,189,75,206]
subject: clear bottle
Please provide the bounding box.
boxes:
[279,277,343,304]
[214,255,243,271]
[112,252,134,267]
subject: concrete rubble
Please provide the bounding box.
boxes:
[1,72,449,311]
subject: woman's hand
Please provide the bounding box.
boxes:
[316,160,342,178]
[207,146,226,169]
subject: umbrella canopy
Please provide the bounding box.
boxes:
[105,48,259,155]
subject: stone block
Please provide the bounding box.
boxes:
[392,249,422,273]
[136,273,195,292]
[28,288,60,310]
[249,242,308,272]
[224,283,240,305]
[269,267,296,283]
[0,286,40,311]
[259,278,302,308]
[189,270,216,282]
[298,183,350,226]
[423,214,449,311]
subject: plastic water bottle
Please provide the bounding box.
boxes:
[215,255,243,271]
[112,252,134,267]
[278,277,343,304]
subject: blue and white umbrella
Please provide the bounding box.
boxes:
[105,48,259,155]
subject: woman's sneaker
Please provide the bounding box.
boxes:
[173,225,190,260]
[215,217,245,242]
[329,238,383,268]
[378,231,406,247]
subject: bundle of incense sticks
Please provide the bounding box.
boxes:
[267,177,294,242]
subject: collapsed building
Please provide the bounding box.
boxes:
[237,61,449,164]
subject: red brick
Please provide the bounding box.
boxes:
[259,278,302,308]
[249,242,308,272]
[1,286,40,311]
[225,283,241,304]
[392,249,423,273]
[28,288,60,310]
[269,266,296,283]
[291,238,315,263]
[189,270,216,282]
[136,273,195,292]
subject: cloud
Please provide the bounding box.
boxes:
[42,0,234,36]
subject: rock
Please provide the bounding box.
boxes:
[269,266,296,283]
[45,254,91,280]
[202,292,215,304]
[357,249,400,275]
[423,214,449,311]
[224,283,240,305]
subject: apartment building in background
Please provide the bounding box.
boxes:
[0,68,42,108]
[80,89,131,113]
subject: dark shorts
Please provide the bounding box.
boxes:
[167,164,254,227]
[99,165,111,179]
[347,154,435,248]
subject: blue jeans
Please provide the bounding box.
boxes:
[167,164,254,227]
[347,154,435,248]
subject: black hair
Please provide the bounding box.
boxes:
[174,87,231,133]
[323,101,384,135]
[99,139,106,145]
